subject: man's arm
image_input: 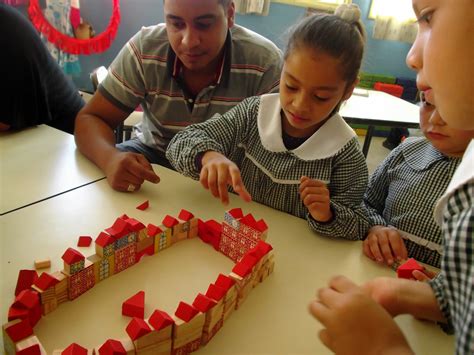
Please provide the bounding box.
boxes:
[75,91,159,191]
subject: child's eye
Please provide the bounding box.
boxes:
[170,21,185,30]
[314,96,330,102]
[416,10,433,25]
[195,21,213,30]
[285,84,297,91]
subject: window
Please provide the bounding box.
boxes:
[369,0,416,21]
[273,0,351,11]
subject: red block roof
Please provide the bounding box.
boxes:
[126,318,151,341]
[192,293,217,312]
[146,223,163,237]
[162,215,179,228]
[174,301,199,322]
[98,339,126,355]
[61,343,88,355]
[214,274,235,291]
[61,248,85,264]
[33,272,60,291]
[95,232,115,248]
[178,209,194,221]
[148,309,174,331]
[205,283,227,302]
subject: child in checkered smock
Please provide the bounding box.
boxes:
[167,11,369,240]
[309,2,474,354]
[361,97,472,268]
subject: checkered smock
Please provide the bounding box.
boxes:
[167,94,369,240]
[430,140,474,354]
[362,137,461,267]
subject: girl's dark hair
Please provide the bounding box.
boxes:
[284,8,366,85]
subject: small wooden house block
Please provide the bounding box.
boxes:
[2,319,34,355]
[162,215,180,245]
[31,272,60,315]
[172,302,205,354]
[214,274,238,319]
[95,232,115,258]
[61,248,85,275]
[154,225,171,254]
[192,293,222,345]
[126,317,171,353]
[126,217,147,243]
[52,342,92,355]
[146,310,175,355]
[66,260,95,300]
[178,209,198,238]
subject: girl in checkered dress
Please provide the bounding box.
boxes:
[310,1,474,354]
[167,8,369,240]
[361,97,472,269]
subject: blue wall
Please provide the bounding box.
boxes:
[14,0,416,91]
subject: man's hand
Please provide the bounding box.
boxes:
[363,226,408,266]
[200,151,251,205]
[299,176,332,222]
[104,151,160,192]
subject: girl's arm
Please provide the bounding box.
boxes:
[166,97,260,179]
[306,138,370,240]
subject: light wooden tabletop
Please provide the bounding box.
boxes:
[1,167,454,354]
[0,125,105,215]
[341,89,420,126]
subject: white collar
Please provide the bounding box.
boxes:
[257,93,356,160]
[434,139,474,225]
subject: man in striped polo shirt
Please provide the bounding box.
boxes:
[75,0,282,192]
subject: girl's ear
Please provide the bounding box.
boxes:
[342,78,359,101]
[227,2,236,28]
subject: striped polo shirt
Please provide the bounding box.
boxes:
[99,23,283,153]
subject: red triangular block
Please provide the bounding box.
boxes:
[61,343,88,355]
[397,258,424,279]
[148,310,174,331]
[77,236,92,247]
[15,270,38,296]
[126,318,151,341]
[136,200,149,211]
[122,291,145,318]
[174,301,198,322]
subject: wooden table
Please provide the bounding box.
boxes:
[0,125,105,215]
[1,167,453,354]
[341,90,420,157]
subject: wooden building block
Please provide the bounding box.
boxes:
[3,319,34,355]
[15,335,47,354]
[52,342,93,354]
[154,226,171,254]
[34,259,51,270]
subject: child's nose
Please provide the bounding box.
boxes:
[406,34,422,71]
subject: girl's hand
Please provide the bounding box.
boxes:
[363,226,408,266]
[299,176,332,222]
[412,268,438,281]
[309,276,413,355]
[199,151,252,205]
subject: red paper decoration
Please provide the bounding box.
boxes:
[28,0,121,55]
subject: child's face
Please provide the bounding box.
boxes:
[420,94,474,158]
[279,47,354,138]
[407,0,474,130]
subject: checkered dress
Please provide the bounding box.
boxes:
[167,94,369,240]
[429,141,474,355]
[363,137,461,267]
